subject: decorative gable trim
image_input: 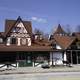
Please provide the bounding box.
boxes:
[5,16,32,37]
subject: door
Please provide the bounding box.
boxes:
[72,51,77,64]
[78,51,80,64]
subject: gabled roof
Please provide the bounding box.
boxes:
[54,35,76,49]
[54,24,66,35]
[0,45,49,52]
[33,39,51,46]
[4,16,32,37]
[0,44,61,52]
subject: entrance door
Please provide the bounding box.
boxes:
[72,51,77,64]
[78,51,80,64]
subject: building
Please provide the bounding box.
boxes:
[0,17,80,68]
[0,16,52,68]
[50,24,80,65]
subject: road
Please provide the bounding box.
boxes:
[0,72,80,80]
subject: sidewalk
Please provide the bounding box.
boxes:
[0,65,80,75]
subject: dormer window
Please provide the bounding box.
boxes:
[0,38,3,43]
[34,34,43,40]
[6,37,11,46]
[51,42,56,49]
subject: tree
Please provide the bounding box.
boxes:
[34,28,44,35]
[76,25,80,32]
[33,28,44,40]
[34,28,49,40]
[43,33,49,40]
[64,24,71,35]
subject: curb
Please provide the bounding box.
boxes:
[0,70,80,75]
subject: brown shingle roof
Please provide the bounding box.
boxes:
[0,45,61,52]
[33,39,51,46]
[5,17,32,37]
[0,37,62,52]
[54,35,76,49]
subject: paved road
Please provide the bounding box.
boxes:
[0,72,80,80]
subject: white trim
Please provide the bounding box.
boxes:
[6,37,11,46]
[17,22,28,33]
[27,38,31,46]
[17,38,21,46]
[64,52,67,61]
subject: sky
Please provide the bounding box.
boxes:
[0,0,80,34]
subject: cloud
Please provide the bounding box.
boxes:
[0,6,47,23]
[31,17,37,21]
[31,16,47,23]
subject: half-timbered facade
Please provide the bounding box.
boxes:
[0,17,52,68]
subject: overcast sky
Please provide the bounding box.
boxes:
[0,0,80,33]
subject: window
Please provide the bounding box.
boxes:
[77,42,80,49]
[52,43,56,49]
[11,37,16,44]
[21,38,27,45]
[40,35,43,40]
[6,37,11,46]
[51,42,56,49]
[0,38,3,43]
[35,35,38,40]
[35,56,44,63]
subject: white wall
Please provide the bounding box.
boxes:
[27,38,31,46]
[63,52,67,61]
[17,38,21,46]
